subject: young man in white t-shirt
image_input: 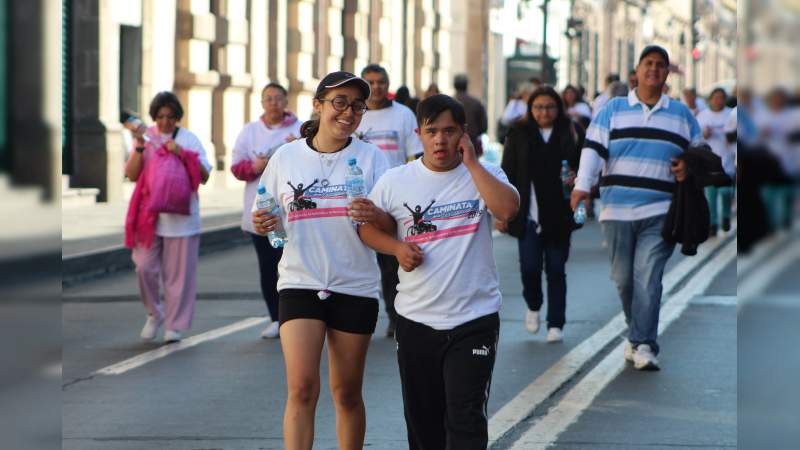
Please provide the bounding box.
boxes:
[356,63,423,337]
[358,94,520,449]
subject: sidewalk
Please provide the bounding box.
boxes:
[62,182,250,285]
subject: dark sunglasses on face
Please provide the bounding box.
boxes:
[319,96,368,115]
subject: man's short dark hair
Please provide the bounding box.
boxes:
[606,73,620,84]
[148,91,184,121]
[361,64,390,84]
[416,94,466,128]
[453,74,468,92]
[261,82,288,97]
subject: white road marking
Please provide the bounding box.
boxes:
[692,295,738,307]
[507,239,737,450]
[94,317,268,376]
[488,232,733,445]
[736,228,793,279]
[737,240,800,305]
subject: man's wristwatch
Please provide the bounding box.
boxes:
[135,146,145,153]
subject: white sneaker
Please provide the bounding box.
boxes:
[623,341,634,362]
[546,327,563,342]
[525,310,540,334]
[632,344,660,371]
[260,321,280,339]
[163,330,183,343]
[140,316,163,341]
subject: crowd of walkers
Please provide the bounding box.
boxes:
[118,43,772,448]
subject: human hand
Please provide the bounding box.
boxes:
[165,140,181,156]
[394,242,424,272]
[567,170,577,187]
[495,219,509,233]
[252,209,280,235]
[348,198,384,224]
[253,156,269,173]
[458,132,478,167]
[570,189,590,211]
[671,158,688,182]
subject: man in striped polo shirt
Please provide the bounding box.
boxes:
[571,45,702,371]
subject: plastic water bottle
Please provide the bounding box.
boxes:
[560,160,571,199]
[574,202,586,226]
[255,185,287,248]
[124,114,150,142]
[345,158,365,200]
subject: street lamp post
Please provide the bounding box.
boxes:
[540,0,550,83]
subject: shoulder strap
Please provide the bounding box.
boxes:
[171,127,180,140]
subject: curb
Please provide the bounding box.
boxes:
[61,223,250,288]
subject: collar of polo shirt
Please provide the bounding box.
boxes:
[628,88,670,112]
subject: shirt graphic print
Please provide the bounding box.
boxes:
[401,198,483,243]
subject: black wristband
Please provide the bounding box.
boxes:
[135,146,145,153]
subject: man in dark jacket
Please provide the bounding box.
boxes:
[454,74,488,156]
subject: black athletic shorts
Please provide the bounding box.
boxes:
[278,289,379,335]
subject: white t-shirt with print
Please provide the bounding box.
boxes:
[130,127,213,237]
[356,102,422,168]
[255,137,390,299]
[696,107,734,176]
[232,118,303,233]
[368,159,516,330]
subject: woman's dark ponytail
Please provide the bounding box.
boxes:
[300,118,319,139]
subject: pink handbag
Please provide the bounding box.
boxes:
[146,144,192,215]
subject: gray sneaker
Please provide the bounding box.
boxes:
[632,344,660,371]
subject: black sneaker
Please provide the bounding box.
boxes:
[722,218,731,232]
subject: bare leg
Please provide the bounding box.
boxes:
[326,328,372,450]
[279,319,327,450]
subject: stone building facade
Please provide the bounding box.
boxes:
[65,0,496,201]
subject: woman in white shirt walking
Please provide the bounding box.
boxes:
[696,88,734,235]
[231,82,302,339]
[251,71,391,450]
[124,92,212,343]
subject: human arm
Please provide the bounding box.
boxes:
[358,223,424,272]
[349,198,396,232]
[459,133,519,222]
[124,136,146,181]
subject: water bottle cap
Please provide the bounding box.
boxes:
[348,158,357,166]
[561,160,568,165]
[257,185,266,194]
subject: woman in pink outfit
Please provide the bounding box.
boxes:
[124,92,212,343]
[230,82,301,339]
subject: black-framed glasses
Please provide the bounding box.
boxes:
[319,97,368,115]
[531,105,558,112]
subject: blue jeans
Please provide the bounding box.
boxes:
[517,220,570,329]
[603,215,674,354]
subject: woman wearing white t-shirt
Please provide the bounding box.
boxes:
[696,88,734,235]
[231,82,302,339]
[123,92,212,343]
[252,72,391,450]
[563,84,592,130]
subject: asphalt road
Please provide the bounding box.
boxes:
[62,221,738,449]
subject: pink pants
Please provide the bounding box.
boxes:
[132,235,200,332]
